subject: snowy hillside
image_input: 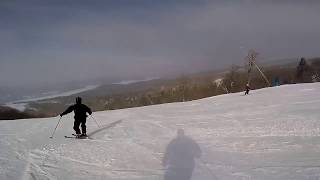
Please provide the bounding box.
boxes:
[1,83,320,180]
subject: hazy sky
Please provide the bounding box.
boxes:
[1,0,320,87]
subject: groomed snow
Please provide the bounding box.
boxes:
[1,83,320,180]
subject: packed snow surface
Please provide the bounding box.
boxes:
[1,83,320,180]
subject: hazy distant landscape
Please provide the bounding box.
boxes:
[1,57,319,120]
[2,1,320,120]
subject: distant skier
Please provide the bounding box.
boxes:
[245,83,250,95]
[163,129,201,180]
[60,97,92,137]
[296,57,308,83]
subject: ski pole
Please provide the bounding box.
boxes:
[50,116,62,138]
[91,115,101,128]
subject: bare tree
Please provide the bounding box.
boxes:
[246,49,271,86]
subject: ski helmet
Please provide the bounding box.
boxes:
[76,97,82,104]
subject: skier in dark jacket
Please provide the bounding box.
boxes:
[60,97,92,137]
[245,83,250,95]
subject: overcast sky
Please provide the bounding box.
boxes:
[1,0,320,87]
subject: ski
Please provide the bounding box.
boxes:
[64,135,90,139]
[64,135,76,139]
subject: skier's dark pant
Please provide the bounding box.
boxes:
[73,117,86,134]
[245,89,249,95]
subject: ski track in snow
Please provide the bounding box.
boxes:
[1,83,320,179]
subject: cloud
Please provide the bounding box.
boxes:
[1,1,320,87]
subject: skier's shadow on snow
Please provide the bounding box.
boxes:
[162,129,202,180]
[87,119,123,138]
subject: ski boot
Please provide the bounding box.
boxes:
[72,133,81,138]
[80,133,88,138]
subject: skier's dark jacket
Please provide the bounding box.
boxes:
[61,103,92,119]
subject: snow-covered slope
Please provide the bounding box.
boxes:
[1,83,320,180]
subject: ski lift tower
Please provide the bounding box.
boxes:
[246,49,271,86]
